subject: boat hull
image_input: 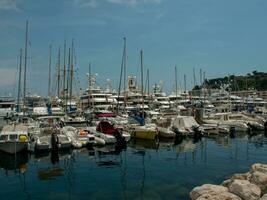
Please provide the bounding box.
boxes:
[0,142,28,154]
[130,130,157,140]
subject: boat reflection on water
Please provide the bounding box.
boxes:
[130,138,160,150]
[176,138,197,153]
[94,144,127,168]
[38,168,64,180]
[36,151,73,182]
[0,151,29,173]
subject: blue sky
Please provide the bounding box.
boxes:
[0,0,267,96]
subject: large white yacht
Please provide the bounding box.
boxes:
[152,82,171,110]
[0,97,15,118]
[79,74,116,111]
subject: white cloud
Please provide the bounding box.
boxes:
[74,0,162,8]
[73,0,97,7]
[0,0,20,11]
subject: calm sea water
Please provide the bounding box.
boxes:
[1,119,267,200]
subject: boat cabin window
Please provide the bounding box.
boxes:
[9,134,18,141]
[0,135,8,141]
[214,115,221,120]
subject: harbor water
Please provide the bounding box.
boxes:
[1,117,267,200]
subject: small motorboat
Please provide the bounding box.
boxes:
[87,126,116,145]
[172,116,203,138]
[157,127,176,138]
[62,126,95,148]
[35,135,51,152]
[0,124,29,154]
[127,124,158,140]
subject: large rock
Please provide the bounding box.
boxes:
[250,171,267,194]
[260,194,267,200]
[222,173,251,187]
[190,184,228,200]
[221,179,232,187]
[251,163,267,174]
[229,180,261,200]
[231,172,251,181]
[196,192,241,200]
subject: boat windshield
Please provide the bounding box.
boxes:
[0,135,8,141]
[9,134,18,141]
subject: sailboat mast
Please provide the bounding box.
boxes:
[88,62,91,109]
[193,67,196,87]
[17,48,23,112]
[66,47,71,111]
[70,40,74,101]
[117,38,125,114]
[63,40,66,100]
[175,66,178,99]
[48,45,52,97]
[23,20,28,115]
[140,50,144,117]
[184,74,187,93]
[123,37,127,111]
[57,47,61,98]
[147,69,150,95]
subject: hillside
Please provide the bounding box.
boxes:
[197,71,267,91]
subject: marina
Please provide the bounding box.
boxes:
[1,1,267,199]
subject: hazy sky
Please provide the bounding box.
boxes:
[0,0,267,96]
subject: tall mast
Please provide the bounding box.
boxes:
[66,47,71,111]
[17,48,23,112]
[48,45,52,97]
[117,38,126,113]
[88,62,91,109]
[147,69,150,95]
[184,74,187,93]
[57,47,61,98]
[63,40,66,100]
[23,20,28,115]
[123,37,127,111]
[200,68,202,86]
[70,40,74,100]
[193,67,196,87]
[140,50,144,118]
[175,66,178,101]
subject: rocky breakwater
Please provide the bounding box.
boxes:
[190,163,267,200]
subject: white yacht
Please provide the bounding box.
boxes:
[0,97,15,118]
[79,74,116,111]
[0,124,29,154]
[203,113,249,132]
[152,82,171,110]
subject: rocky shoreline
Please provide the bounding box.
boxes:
[190,163,267,200]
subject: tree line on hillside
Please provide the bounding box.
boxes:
[192,71,267,91]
